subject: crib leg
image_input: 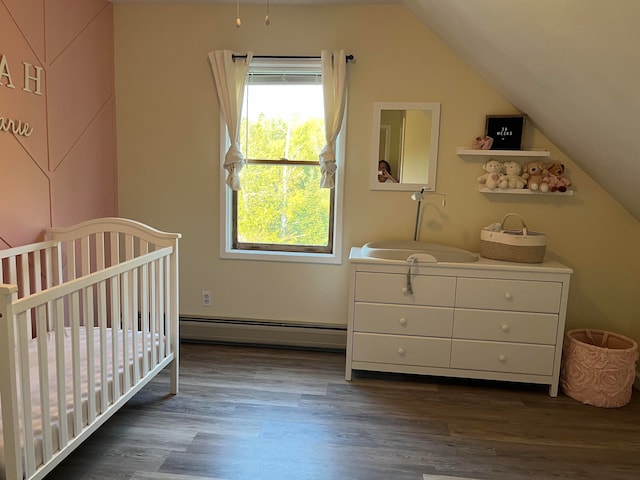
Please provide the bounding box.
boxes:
[169,357,179,394]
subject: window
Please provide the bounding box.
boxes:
[221,58,344,263]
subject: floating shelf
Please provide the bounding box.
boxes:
[457,148,551,159]
[479,188,574,196]
[459,148,573,196]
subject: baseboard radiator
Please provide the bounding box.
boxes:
[180,317,347,351]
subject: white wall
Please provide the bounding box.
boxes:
[114,4,639,345]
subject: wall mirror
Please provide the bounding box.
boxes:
[370,102,441,191]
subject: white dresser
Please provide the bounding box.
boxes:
[346,248,572,396]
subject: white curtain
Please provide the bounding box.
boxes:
[208,50,253,190]
[319,50,347,189]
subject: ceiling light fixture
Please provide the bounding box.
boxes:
[234,1,272,28]
[265,0,270,26]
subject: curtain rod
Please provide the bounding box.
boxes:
[232,54,354,62]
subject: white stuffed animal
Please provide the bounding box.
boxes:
[477,159,503,190]
[499,160,527,189]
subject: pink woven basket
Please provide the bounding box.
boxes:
[561,329,638,408]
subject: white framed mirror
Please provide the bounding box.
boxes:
[370,102,441,191]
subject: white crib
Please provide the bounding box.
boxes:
[0,217,180,480]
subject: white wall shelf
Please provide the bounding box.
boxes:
[457,148,551,160]
[458,148,573,196]
[479,188,573,196]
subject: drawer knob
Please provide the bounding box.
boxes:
[498,354,507,362]
[401,286,409,295]
[399,317,407,326]
[504,292,513,300]
[397,347,406,356]
[501,324,510,333]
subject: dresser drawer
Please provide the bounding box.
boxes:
[354,303,453,337]
[453,309,558,344]
[352,333,451,368]
[355,272,455,306]
[456,278,562,313]
[451,339,555,376]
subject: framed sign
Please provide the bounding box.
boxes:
[485,114,527,150]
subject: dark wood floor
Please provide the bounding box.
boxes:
[46,341,640,480]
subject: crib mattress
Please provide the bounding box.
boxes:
[0,327,163,479]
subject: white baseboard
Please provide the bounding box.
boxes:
[180,317,347,351]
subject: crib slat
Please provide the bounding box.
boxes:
[150,260,158,366]
[54,296,69,446]
[20,252,30,297]
[98,280,109,413]
[33,249,43,292]
[96,232,106,271]
[52,242,63,287]
[124,233,134,261]
[81,235,91,277]
[121,272,131,390]
[18,311,37,476]
[6,255,17,286]
[110,275,121,400]
[140,239,150,255]
[158,258,166,359]
[66,238,76,281]
[110,231,119,267]
[70,291,83,435]
[141,263,150,375]
[36,303,54,462]
[131,268,140,384]
[85,285,97,424]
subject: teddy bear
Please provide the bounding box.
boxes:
[544,163,572,192]
[499,160,527,189]
[472,135,494,150]
[522,161,550,192]
[477,159,503,190]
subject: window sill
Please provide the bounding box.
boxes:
[220,248,343,265]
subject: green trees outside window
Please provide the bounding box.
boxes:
[234,82,334,253]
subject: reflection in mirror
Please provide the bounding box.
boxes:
[370,102,441,192]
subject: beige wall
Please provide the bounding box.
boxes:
[114,4,639,345]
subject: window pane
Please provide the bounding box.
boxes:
[236,164,331,247]
[242,84,324,161]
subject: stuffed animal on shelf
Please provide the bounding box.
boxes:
[472,135,494,150]
[499,160,527,189]
[477,159,503,190]
[544,163,572,192]
[523,161,550,192]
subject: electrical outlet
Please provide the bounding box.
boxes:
[202,290,212,306]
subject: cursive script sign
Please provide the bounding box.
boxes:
[0,115,33,136]
[1,53,43,137]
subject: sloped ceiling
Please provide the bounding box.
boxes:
[404,0,640,221]
[110,0,640,220]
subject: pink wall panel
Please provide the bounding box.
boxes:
[51,99,116,227]
[0,1,48,170]
[3,0,45,61]
[0,0,116,248]
[47,6,114,170]
[0,133,51,246]
[45,0,107,63]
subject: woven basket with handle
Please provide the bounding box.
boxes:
[479,212,547,263]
